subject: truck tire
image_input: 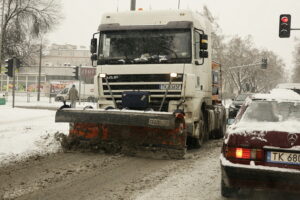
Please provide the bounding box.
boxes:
[215,118,226,139]
[221,179,238,197]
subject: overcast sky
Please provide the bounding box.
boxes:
[48,0,300,78]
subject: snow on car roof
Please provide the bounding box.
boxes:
[276,83,300,89]
[252,88,300,102]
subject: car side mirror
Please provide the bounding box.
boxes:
[227,118,235,125]
[90,38,97,54]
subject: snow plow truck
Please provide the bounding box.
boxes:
[55,10,226,159]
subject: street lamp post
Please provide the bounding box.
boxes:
[37,38,42,101]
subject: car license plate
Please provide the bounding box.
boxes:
[267,151,300,165]
[160,84,181,90]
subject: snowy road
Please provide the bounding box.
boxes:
[0,106,298,200]
[0,140,226,200]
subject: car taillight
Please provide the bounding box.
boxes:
[225,147,264,161]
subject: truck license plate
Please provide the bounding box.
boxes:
[160,84,181,90]
[267,151,300,165]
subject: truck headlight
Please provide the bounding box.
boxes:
[170,73,178,78]
[99,73,106,78]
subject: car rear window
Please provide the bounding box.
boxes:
[241,101,300,122]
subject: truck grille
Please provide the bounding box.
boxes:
[101,74,183,111]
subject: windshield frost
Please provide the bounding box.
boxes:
[98,29,191,64]
[241,101,300,122]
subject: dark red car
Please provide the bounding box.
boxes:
[220,89,300,197]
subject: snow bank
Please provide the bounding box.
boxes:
[0,107,69,166]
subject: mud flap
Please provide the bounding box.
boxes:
[56,109,187,159]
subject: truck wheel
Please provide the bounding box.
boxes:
[221,179,238,198]
[215,119,226,139]
[193,112,208,148]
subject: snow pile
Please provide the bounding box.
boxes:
[5,95,97,109]
[0,107,69,166]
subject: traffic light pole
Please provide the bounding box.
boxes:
[12,57,16,108]
[78,65,81,105]
[226,59,267,70]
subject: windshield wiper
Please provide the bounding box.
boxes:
[99,58,132,64]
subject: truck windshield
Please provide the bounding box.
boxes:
[98,29,191,64]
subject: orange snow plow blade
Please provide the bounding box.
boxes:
[55,109,187,159]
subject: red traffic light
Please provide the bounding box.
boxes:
[279,14,291,38]
[281,16,289,23]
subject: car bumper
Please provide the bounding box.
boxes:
[220,155,300,192]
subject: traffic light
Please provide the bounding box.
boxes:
[279,14,291,38]
[16,58,22,68]
[261,58,267,69]
[5,58,13,77]
[73,66,79,80]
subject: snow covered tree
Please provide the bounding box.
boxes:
[0,0,61,65]
[292,39,300,82]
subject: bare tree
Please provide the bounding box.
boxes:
[0,0,61,65]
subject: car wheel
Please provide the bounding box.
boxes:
[55,97,63,102]
[221,179,238,198]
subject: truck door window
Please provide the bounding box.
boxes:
[194,31,201,59]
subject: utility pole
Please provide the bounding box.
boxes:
[0,0,5,74]
[12,57,16,108]
[37,38,42,101]
[178,0,180,9]
[130,0,136,11]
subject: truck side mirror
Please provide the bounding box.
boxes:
[199,51,208,58]
[90,38,97,54]
[199,34,208,58]
[91,54,98,61]
[200,34,208,50]
[200,43,208,50]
